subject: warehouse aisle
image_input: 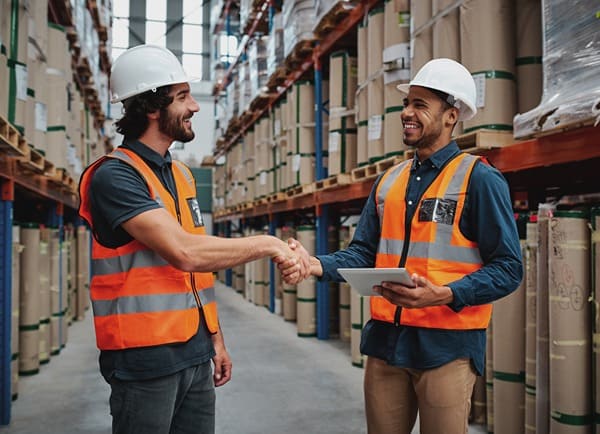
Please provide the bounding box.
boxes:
[6,281,486,434]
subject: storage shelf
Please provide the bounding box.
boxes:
[213,0,270,96]
[213,0,380,158]
[0,157,78,209]
[214,124,600,222]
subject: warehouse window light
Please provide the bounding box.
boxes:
[183,0,203,24]
[146,20,167,46]
[219,34,238,65]
[182,53,203,80]
[113,0,130,18]
[183,24,203,53]
[146,0,167,21]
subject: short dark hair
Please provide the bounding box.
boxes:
[114,85,173,140]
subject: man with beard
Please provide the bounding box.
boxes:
[282,58,522,434]
[78,45,303,434]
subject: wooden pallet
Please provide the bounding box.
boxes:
[315,173,352,190]
[18,146,45,173]
[285,38,318,71]
[454,129,515,153]
[285,183,315,198]
[0,115,27,157]
[351,155,404,182]
[266,191,287,203]
[313,1,357,39]
[249,94,272,113]
[266,65,290,90]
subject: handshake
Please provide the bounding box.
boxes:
[270,237,318,285]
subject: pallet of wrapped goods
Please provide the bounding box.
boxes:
[514,0,600,138]
[313,0,359,38]
[0,115,28,156]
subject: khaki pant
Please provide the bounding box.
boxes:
[364,356,477,434]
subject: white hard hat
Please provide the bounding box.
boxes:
[397,58,477,121]
[110,44,196,103]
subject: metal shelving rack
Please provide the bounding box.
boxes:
[212,0,600,340]
[0,0,107,424]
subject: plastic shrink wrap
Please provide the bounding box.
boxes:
[513,0,600,139]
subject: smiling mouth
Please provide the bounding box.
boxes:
[403,122,420,130]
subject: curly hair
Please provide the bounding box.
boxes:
[114,86,174,140]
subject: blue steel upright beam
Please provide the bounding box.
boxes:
[268,214,279,313]
[1,179,14,425]
[314,52,330,340]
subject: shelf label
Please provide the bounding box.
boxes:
[473,73,486,108]
[368,115,383,141]
[35,102,47,131]
[292,154,301,172]
[274,119,281,136]
[15,64,28,101]
[329,132,341,152]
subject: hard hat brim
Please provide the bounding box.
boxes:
[396,83,410,94]
[110,76,201,104]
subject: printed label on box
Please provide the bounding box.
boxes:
[473,73,486,108]
[292,154,301,172]
[329,132,341,152]
[368,115,383,141]
[35,102,47,131]
[15,64,28,101]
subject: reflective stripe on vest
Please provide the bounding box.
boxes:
[92,249,169,276]
[373,153,490,330]
[92,287,215,317]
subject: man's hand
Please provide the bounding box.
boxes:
[276,238,314,285]
[211,331,232,387]
[373,273,454,308]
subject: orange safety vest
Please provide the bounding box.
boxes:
[79,148,219,350]
[372,153,492,330]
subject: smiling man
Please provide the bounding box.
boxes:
[282,58,523,434]
[78,45,303,434]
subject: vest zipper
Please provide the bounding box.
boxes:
[168,169,203,311]
[394,197,413,327]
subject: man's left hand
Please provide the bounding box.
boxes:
[211,334,232,387]
[373,273,454,308]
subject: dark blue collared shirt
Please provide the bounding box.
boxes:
[317,142,523,374]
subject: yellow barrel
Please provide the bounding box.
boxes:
[536,204,554,434]
[19,224,40,376]
[296,225,316,337]
[492,241,526,434]
[460,0,516,134]
[367,7,385,163]
[411,0,433,75]
[49,228,61,356]
[549,211,592,433]
[357,23,368,167]
[515,0,542,114]
[38,227,51,364]
[339,282,351,343]
[486,324,494,432]
[525,219,538,434]
[76,226,90,320]
[60,239,69,348]
[592,208,600,434]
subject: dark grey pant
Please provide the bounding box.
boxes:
[109,361,215,434]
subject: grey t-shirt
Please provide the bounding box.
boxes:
[88,140,215,381]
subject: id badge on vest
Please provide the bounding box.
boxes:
[419,198,457,225]
[187,198,204,227]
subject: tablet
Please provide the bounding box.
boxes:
[337,268,415,296]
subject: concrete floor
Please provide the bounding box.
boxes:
[3,281,486,434]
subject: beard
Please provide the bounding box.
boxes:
[159,108,195,142]
[403,113,444,149]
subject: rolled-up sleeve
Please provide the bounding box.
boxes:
[317,180,381,282]
[447,162,523,311]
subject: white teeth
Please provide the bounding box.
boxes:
[403,122,419,129]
